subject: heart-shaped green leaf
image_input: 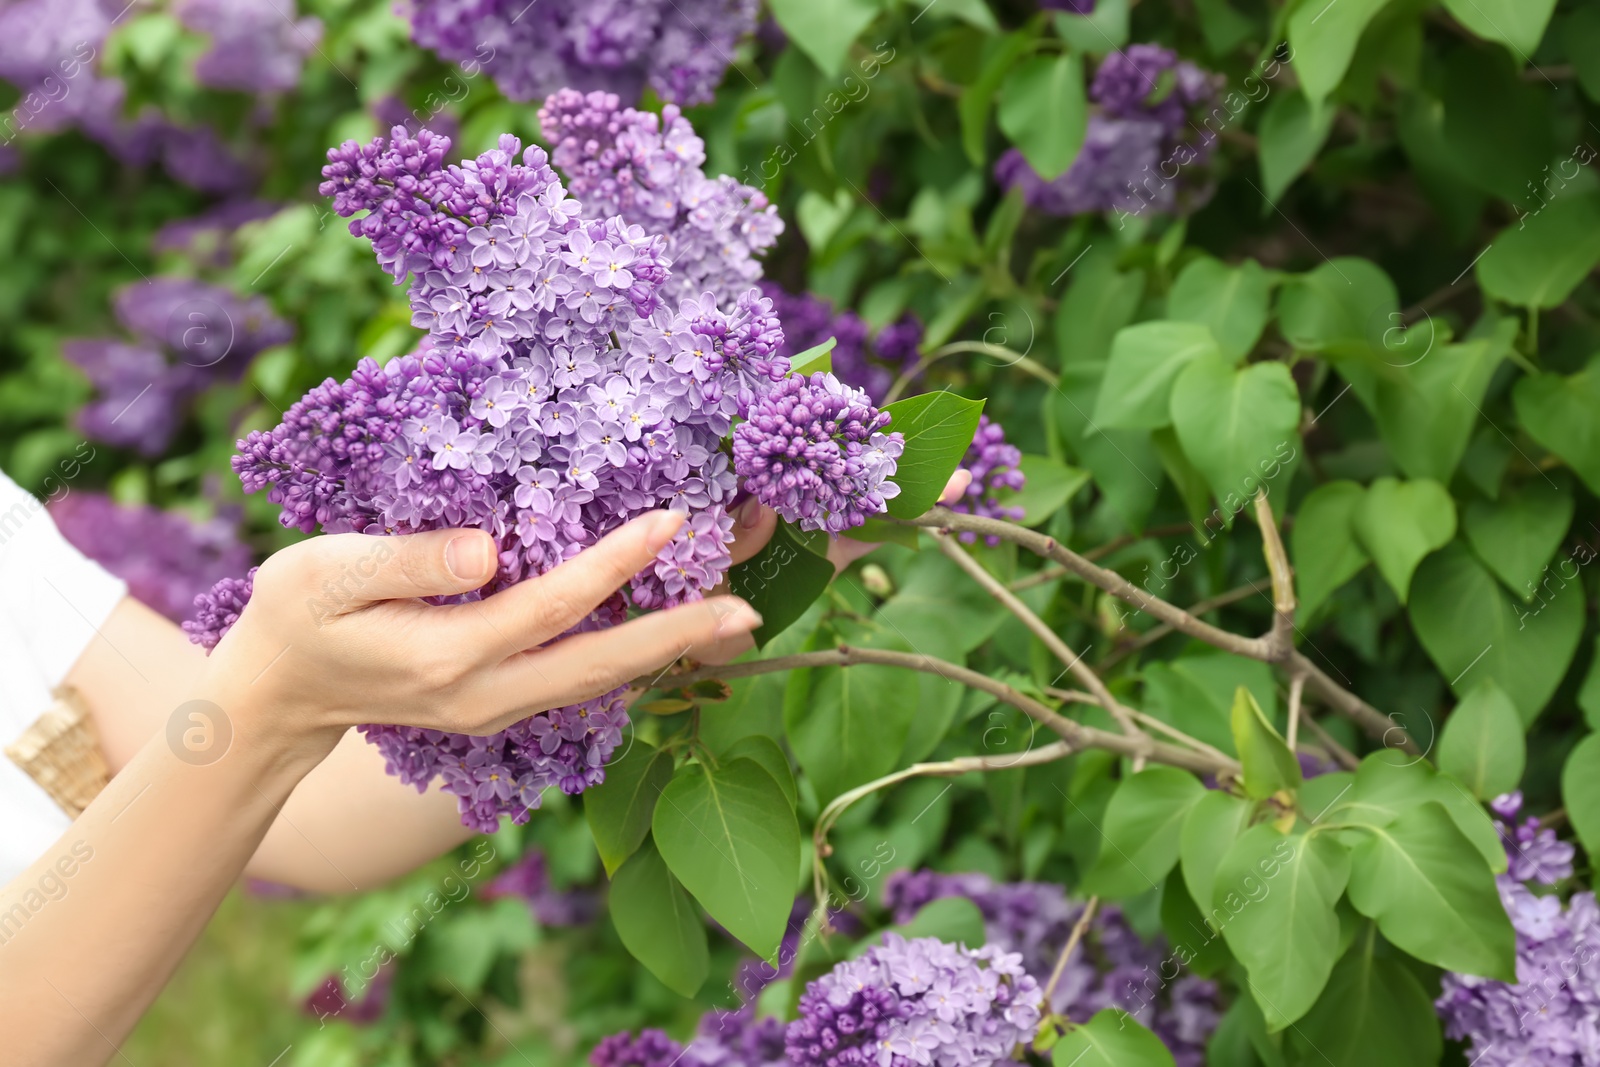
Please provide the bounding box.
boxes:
[1094,321,1223,430]
[1258,91,1335,206]
[1167,258,1273,359]
[997,54,1087,181]
[1513,355,1600,496]
[1478,193,1600,309]
[1169,356,1301,508]
[1231,686,1302,800]
[1288,0,1395,107]
[1463,478,1573,600]
[1053,1009,1177,1067]
[1562,734,1600,859]
[883,391,985,519]
[1081,766,1206,898]
[1442,0,1556,55]
[1292,481,1371,621]
[1436,680,1526,799]
[1352,477,1456,602]
[586,741,676,876]
[608,839,710,997]
[767,0,879,76]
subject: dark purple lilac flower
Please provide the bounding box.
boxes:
[1040,0,1097,10]
[304,964,394,1027]
[49,493,252,624]
[787,934,1042,1067]
[883,870,1220,1066]
[948,414,1025,544]
[733,371,903,535]
[479,848,598,926]
[404,0,758,107]
[757,284,922,404]
[591,1029,685,1067]
[183,567,257,650]
[996,44,1223,219]
[174,0,322,94]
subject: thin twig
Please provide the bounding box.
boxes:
[1040,897,1099,1007]
[933,531,1142,740]
[1046,688,1232,764]
[896,507,1413,751]
[1099,580,1271,670]
[1253,491,1296,664]
[1296,711,1359,771]
[1009,524,1198,591]
[1286,673,1306,752]
[651,647,1237,777]
[882,342,1060,405]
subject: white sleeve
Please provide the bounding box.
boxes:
[0,470,128,708]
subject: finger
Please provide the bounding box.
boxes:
[287,528,497,608]
[938,469,973,506]
[483,595,761,716]
[727,499,777,566]
[471,510,684,650]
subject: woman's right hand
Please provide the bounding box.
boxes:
[199,511,763,758]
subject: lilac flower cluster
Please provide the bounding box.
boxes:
[173,0,323,94]
[787,934,1042,1067]
[996,44,1222,218]
[948,415,1024,544]
[733,371,903,535]
[540,89,783,308]
[153,200,281,267]
[49,493,252,623]
[884,870,1219,1066]
[757,284,924,405]
[304,964,394,1027]
[193,123,899,830]
[183,567,257,651]
[479,848,599,926]
[64,278,292,455]
[1437,793,1598,1066]
[404,0,758,107]
[592,1011,789,1067]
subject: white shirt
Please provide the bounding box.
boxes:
[0,470,127,884]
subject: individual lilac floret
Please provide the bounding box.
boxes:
[786,934,1043,1067]
[405,0,758,107]
[50,494,252,623]
[174,0,322,93]
[540,89,784,308]
[1437,794,1596,1067]
[883,870,1219,1066]
[949,415,1025,545]
[479,848,599,926]
[996,44,1223,219]
[733,372,903,535]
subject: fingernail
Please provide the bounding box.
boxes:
[715,600,764,637]
[646,510,686,553]
[737,498,764,529]
[446,534,494,582]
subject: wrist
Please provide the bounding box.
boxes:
[181,667,345,784]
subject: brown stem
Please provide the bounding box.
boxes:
[1253,491,1296,664]
[1046,688,1232,764]
[1286,673,1306,752]
[1295,710,1359,771]
[1009,523,1204,591]
[1099,580,1270,670]
[1040,897,1099,1008]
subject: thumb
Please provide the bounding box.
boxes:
[297,528,498,608]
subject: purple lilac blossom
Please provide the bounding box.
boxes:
[65,278,292,455]
[757,284,923,405]
[1040,0,1097,10]
[787,934,1043,1067]
[153,200,281,266]
[1436,793,1597,1067]
[949,415,1025,545]
[403,0,758,107]
[304,964,394,1026]
[49,493,252,623]
[183,567,257,651]
[996,44,1223,219]
[883,870,1219,1066]
[733,371,903,535]
[478,848,598,926]
[194,123,899,830]
[173,0,322,94]
[541,89,783,308]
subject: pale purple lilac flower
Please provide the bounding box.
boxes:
[173,0,322,93]
[403,0,758,107]
[949,415,1025,545]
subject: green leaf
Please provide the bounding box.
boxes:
[1053,1009,1176,1067]
[1563,733,1600,858]
[959,27,1040,166]
[786,628,916,804]
[1345,801,1516,979]
[788,335,837,376]
[652,759,801,958]
[729,521,837,648]
[1439,48,1553,203]
[1513,355,1600,496]
[1410,541,1584,723]
[1276,257,1394,362]
[916,0,998,31]
[997,53,1087,181]
[586,741,676,876]
[993,454,1089,526]
[1231,686,1302,800]
[1441,0,1556,57]
[1169,357,1301,508]
[1050,0,1130,53]
[1082,767,1207,899]
[1351,477,1456,603]
[796,189,854,257]
[1463,479,1573,599]
[1144,652,1282,756]
[1478,193,1600,309]
[721,735,797,809]
[1055,248,1146,366]
[1180,790,1254,927]
[768,0,880,76]
[1168,258,1273,360]
[609,840,710,997]
[1258,90,1335,206]
[1094,321,1223,430]
[1580,639,1600,731]
[1160,868,1232,976]
[1213,826,1349,1031]
[883,391,985,519]
[1292,481,1371,621]
[1054,366,1164,532]
[1436,680,1526,799]
[892,897,987,947]
[1288,0,1394,107]
[1372,332,1506,483]
[1317,754,1507,875]
[1290,932,1444,1067]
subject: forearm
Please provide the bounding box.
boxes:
[0,706,330,1066]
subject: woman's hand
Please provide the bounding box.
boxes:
[201,511,763,758]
